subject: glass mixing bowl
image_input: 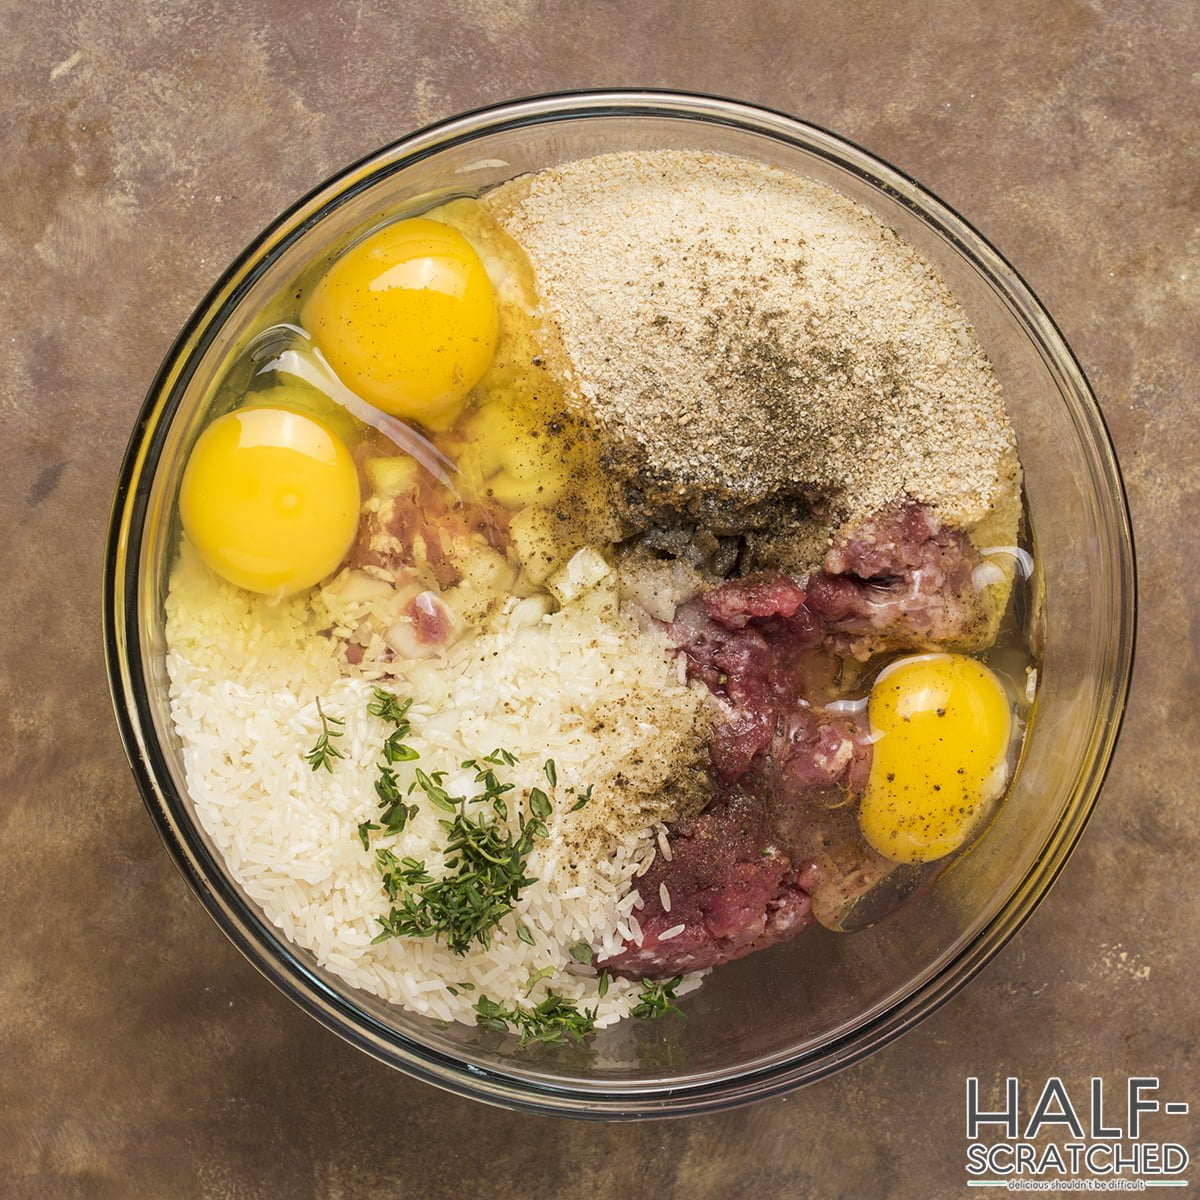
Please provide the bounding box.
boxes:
[104,91,1135,1117]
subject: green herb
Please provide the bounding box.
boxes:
[524,965,556,995]
[543,759,557,787]
[383,728,420,763]
[372,804,541,951]
[361,741,553,955]
[568,784,594,813]
[368,690,419,764]
[373,849,433,900]
[376,765,398,800]
[413,768,457,814]
[371,758,548,954]
[367,688,411,727]
[473,992,598,1047]
[303,699,345,773]
[528,787,553,822]
[459,760,515,806]
[597,969,610,998]
[631,976,684,1021]
[374,765,419,834]
[568,940,593,965]
[357,691,423,832]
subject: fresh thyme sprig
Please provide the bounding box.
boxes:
[413,767,457,814]
[363,688,421,834]
[383,729,419,763]
[374,848,433,901]
[524,965,556,995]
[631,975,685,1020]
[374,764,419,835]
[356,721,558,958]
[371,781,548,953]
[303,699,345,773]
[460,757,516,818]
[367,687,411,727]
[473,991,598,1046]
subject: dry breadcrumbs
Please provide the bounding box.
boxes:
[484,150,1019,556]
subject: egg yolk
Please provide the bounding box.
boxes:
[248,381,360,447]
[300,217,498,428]
[858,653,1012,864]
[179,407,361,596]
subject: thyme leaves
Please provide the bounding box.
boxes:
[370,787,544,953]
[473,992,598,1047]
[631,975,684,1020]
[357,702,553,955]
[368,688,420,834]
[367,688,411,727]
[303,699,345,773]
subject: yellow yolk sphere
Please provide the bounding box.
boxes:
[301,217,498,428]
[248,381,360,446]
[859,653,1012,864]
[179,407,361,596]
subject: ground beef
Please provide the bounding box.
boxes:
[765,772,897,931]
[700,572,808,628]
[670,598,782,781]
[670,574,852,785]
[599,575,867,978]
[806,502,983,658]
[765,704,871,798]
[609,502,980,975]
[598,791,814,977]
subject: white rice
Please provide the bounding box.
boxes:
[657,827,674,862]
[164,543,705,1027]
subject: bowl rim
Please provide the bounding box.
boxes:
[103,87,1137,1118]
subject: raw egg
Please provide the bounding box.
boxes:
[461,398,568,508]
[301,217,498,429]
[247,381,360,446]
[179,406,360,596]
[858,653,1012,864]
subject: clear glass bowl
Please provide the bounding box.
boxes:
[104,91,1135,1117]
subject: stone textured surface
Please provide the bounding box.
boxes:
[1,1,1196,1197]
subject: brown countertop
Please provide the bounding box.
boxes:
[2,2,1196,1196]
